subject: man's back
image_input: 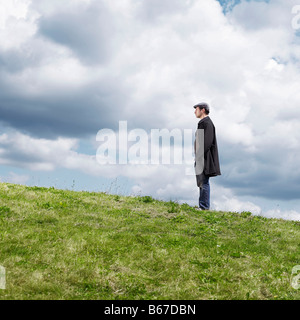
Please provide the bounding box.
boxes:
[197,116,221,177]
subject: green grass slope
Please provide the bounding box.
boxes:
[0,182,299,300]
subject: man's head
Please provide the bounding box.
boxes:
[194,102,210,118]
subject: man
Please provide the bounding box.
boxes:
[194,102,221,210]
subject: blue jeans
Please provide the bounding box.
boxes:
[199,175,210,210]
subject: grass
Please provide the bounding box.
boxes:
[0,182,299,300]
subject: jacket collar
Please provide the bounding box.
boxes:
[198,116,210,124]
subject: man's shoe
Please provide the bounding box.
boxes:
[198,206,209,211]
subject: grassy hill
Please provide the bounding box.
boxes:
[0,182,299,300]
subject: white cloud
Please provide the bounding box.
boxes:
[262,209,300,221]
[228,0,299,31]
[214,195,262,215]
[0,171,29,185]
[0,0,38,50]
[211,183,261,213]
[0,131,78,171]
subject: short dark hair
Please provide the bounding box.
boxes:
[201,106,210,115]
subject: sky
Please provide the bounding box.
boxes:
[1,0,300,221]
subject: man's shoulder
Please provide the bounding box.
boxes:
[198,116,214,128]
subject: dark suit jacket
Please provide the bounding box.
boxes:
[197,116,221,177]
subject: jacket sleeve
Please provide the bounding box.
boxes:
[198,121,214,154]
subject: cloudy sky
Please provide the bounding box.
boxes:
[1,0,300,221]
